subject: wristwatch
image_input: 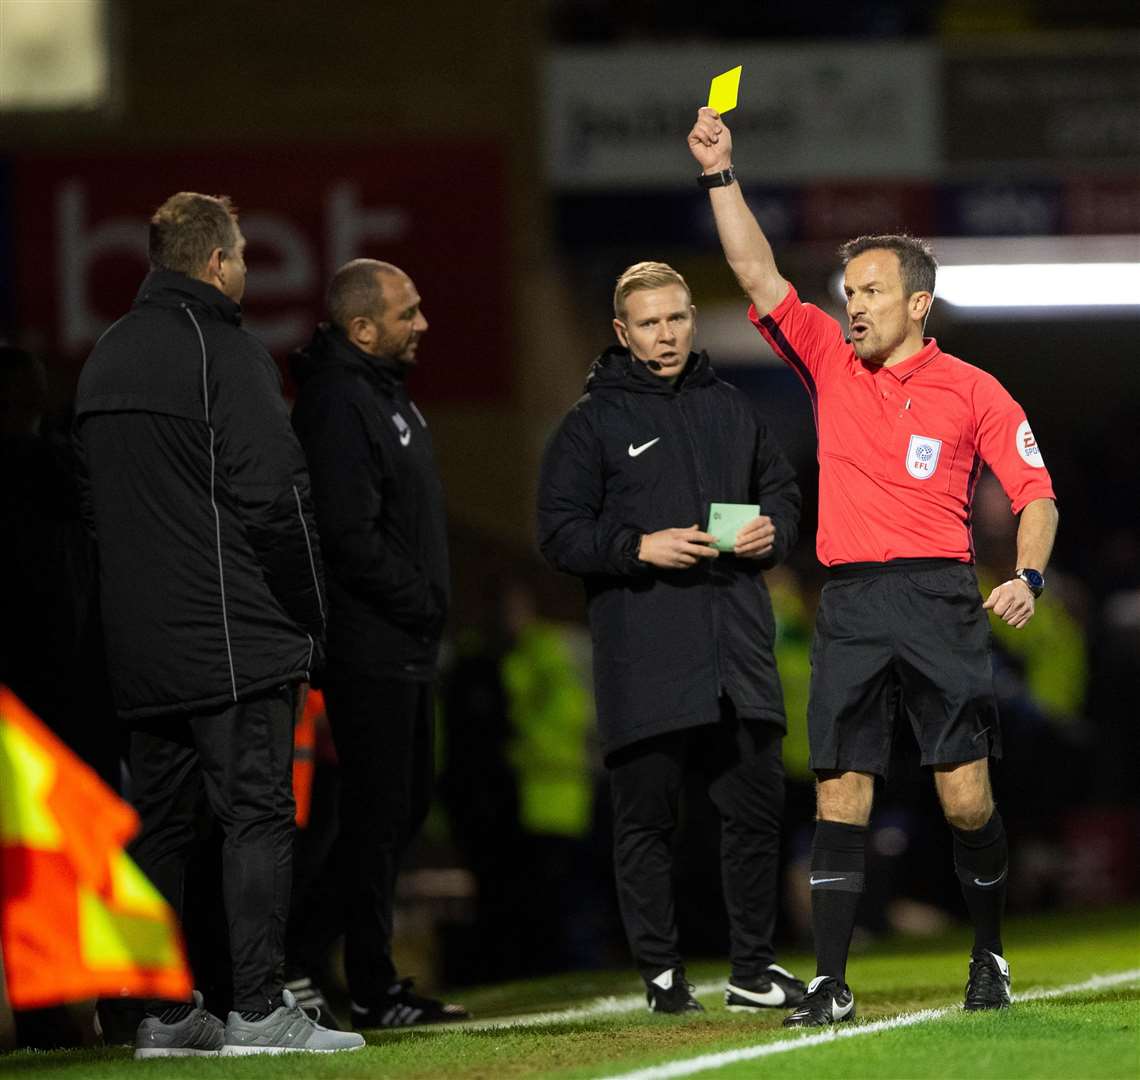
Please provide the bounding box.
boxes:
[1014,568,1045,598]
[698,166,736,189]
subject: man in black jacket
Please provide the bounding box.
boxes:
[74,192,362,1057]
[289,259,465,1027]
[538,261,805,1013]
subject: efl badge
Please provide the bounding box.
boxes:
[1016,420,1045,468]
[392,412,412,447]
[905,434,942,479]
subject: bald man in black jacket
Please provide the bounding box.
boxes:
[289,259,465,1029]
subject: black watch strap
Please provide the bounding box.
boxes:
[698,166,736,189]
[1014,568,1045,597]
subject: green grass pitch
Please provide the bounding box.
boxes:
[4,906,1137,1079]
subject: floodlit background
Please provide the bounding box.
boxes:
[1,0,1137,1004]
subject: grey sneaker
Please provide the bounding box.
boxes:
[221,988,366,1056]
[134,990,224,1059]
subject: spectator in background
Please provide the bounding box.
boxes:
[74,192,360,1058]
[0,345,118,790]
[538,260,805,1014]
[441,579,603,981]
[971,472,1099,905]
[289,259,467,1028]
[0,345,122,1051]
[440,589,526,983]
[972,473,1088,738]
[495,581,600,972]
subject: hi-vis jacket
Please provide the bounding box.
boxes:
[75,271,327,719]
[537,347,801,758]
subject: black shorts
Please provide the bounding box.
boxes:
[808,558,1000,778]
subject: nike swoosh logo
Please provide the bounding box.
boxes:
[809,875,846,886]
[628,438,660,457]
[832,995,855,1020]
[399,430,411,447]
[728,983,786,1006]
[974,869,1007,888]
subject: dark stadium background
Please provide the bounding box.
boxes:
[1,0,1137,995]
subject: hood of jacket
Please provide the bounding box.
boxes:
[583,346,715,396]
[133,270,243,326]
[289,322,408,394]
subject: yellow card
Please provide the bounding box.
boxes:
[707,65,742,115]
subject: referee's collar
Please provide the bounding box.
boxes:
[884,338,940,382]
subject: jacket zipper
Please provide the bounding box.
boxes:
[293,484,324,681]
[674,392,722,697]
[185,304,239,702]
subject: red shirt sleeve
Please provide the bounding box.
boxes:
[748,284,847,391]
[973,372,1056,514]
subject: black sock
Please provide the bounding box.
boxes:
[237,995,282,1022]
[151,1002,194,1024]
[810,820,867,984]
[952,809,1007,957]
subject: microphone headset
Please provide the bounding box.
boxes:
[617,321,664,371]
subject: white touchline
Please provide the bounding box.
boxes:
[594,969,1140,1080]
[405,980,725,1034]
[396,967,1140,1042]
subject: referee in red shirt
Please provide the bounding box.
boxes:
[688,107,1059,1026]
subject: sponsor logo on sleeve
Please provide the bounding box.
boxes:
[1016,420,1045,468]
[905,434,942,479]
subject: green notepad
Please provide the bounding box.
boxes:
[707,502,760,552]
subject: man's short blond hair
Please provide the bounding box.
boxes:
[613,261,691,320]
[149,192,240,275]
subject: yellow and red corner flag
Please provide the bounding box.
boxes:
[0,686,191,1009]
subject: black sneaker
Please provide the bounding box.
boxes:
[351,978,469,1028]
[725,963,806,1011]
[964,950,1011,1011]
[284,976,344,1031]
[646,967,705,1013]
[782,976,856,1028]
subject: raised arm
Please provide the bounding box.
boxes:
[688,107,789,317]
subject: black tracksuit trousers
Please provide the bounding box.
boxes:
[608,704,785,982]
[323,668,434,1004]
[128,684,296,1014]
